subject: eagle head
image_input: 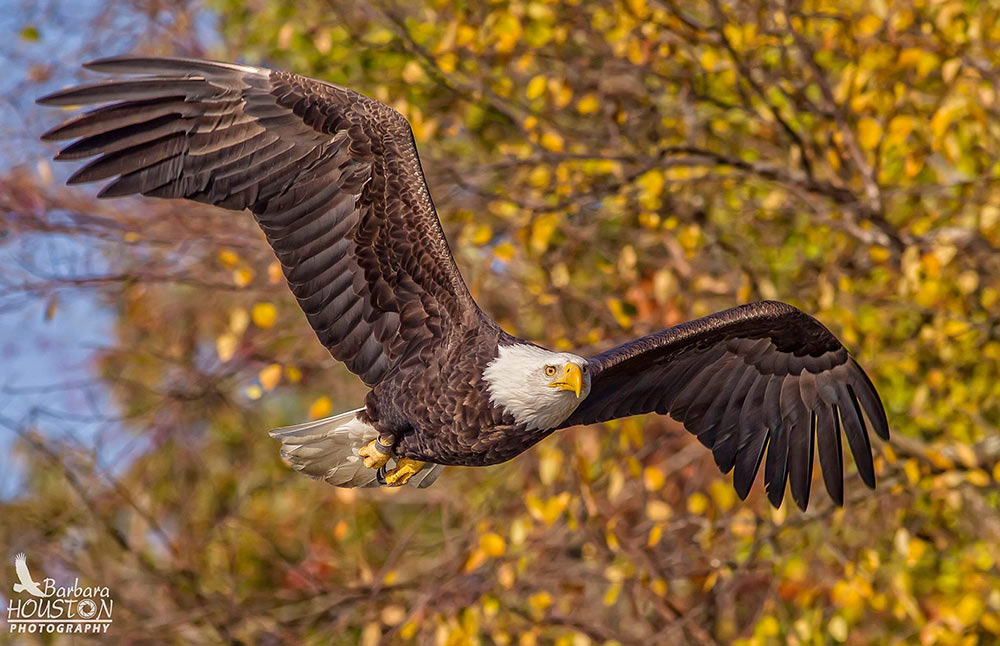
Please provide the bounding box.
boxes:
[483,344,592,431]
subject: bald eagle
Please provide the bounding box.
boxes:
[39,57,888,510]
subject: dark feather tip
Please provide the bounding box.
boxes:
[36,89,73,106]
[82,56,134,71]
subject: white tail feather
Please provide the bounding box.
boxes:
[269,409,444,488]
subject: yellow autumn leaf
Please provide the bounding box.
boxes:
[218,249,239,267]
[646,500,672,522]
[676,224,701,253]
[471,224,492,246]
[602,582,622,606]
[770,501,787,525]
[954,441,978,468]
[267,261,283,284]
[259,363,282,391]
[399,622,418,640]
[455,24,477,48]
[530,213,559,253]
[216,333,238,362]
[538,448,562,485]
[526,492,570,525]
[636,169,664,209]
[526,75,546,100]
[463,548,487,573]
[828,615,848,642]
[309,396,333,420]
[491,12,521,54]
[232,267,254,287]
[539,131,564,152]
[607,298,632,329]
[700,48,719,71]
[687,492,710,515]
[898,48,924,68]
[361,622,380,646]
[252,302,278,329]
[552,83,572,108]
[758,615,780,637]
[380,605,406,626]
[857,117,882,150]
[230,308,249,335]
[436,52,457,74]
[576,93,599,115]
[494,242,515,262]
[954,594,985,625]
[708,479,736,512]
[626,0,648,19]
[967,470,991,487]
[284,365,302,383]
[497,563,515,589]
[363,27,392,45]
[528,590,552,614]
[856,14,882,37]
[643,466,665,491]
[886,115,916,145]
[942,58,962,83]
[625,426,644,452]
[926,448,955,470]
[528,165,550,187]
[930,105,957,141]
[868,246,891,264]
[479,532,506,557]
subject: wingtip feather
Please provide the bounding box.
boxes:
[84,55,263,77]
[36,89,75,107]
[766,481,785,509]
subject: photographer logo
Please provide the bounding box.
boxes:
[7,553,112,634]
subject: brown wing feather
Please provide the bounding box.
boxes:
[38,56,482,386]
[562,300,889,510]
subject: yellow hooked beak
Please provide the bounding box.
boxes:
[550,363,583,398]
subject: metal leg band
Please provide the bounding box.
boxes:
[375,437,393,455]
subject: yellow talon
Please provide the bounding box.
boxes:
[382,459,425,487]
[358,439,391,470]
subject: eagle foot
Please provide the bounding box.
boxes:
[377,458,425,487]
[359,437,393,470]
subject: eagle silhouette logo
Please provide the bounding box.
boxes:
[12,553,48,597]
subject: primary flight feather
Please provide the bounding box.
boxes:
[39,57,889,509]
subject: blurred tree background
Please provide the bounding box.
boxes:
[2,0,1000,643]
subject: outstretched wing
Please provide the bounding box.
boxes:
[38,56,483,386]
[562,301,889,510]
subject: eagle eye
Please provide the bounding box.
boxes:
[544,365,557,377]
